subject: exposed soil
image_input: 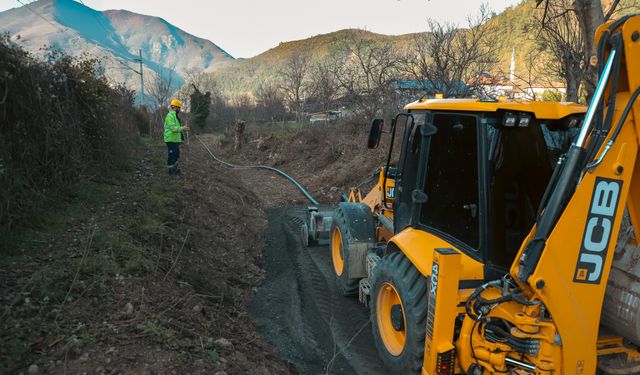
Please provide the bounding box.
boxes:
[250,207,385,375]
[0,140,294,374]
[195,124,392,374]
[1,122,391,375]
[210,122,389,204]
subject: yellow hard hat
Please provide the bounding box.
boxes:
[170,99,182,108]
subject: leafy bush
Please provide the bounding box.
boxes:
[541,89,564,102]
[189,88,211,132]
[0,34,144,227]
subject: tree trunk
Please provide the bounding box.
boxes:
[234,120,245,150]
[573,0,605,98]
[566,69,580,102]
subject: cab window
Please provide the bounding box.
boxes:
[421,113,479,249]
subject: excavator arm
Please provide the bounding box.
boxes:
[513,15,640,373]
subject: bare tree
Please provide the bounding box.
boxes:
[146,68,175,111]
[145,68,175,138]
[308,60,339,112]
[332,37,400,121]
[230,92,253,123]
[402,6,500,98]
[536,0,623,97]
[184,69,220,97]
[254,80,285,122]
[531,0,585,101]
[278,52,311,122]
[210,93,234,132]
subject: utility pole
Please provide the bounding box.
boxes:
[137,49,144,105]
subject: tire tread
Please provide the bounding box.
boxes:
[371,252,429,373]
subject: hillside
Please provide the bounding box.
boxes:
[206,0,640,98]
[211,28,420,96]
[486,0,541,79]
[0,0,234,96]
[205,1,542,97]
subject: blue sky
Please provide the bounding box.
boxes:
[0,0,522,57]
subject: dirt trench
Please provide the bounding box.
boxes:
[249,206,386,375]
[214,160,387,373]
[197,126,391,374]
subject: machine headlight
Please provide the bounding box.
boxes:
[518,115,531,127]
[503,112,517,127]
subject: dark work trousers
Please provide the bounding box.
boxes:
[166,142,180,174]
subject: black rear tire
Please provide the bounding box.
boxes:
[330,203,375,296]
[370,251,429,374]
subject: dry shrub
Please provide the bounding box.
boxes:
[0,34,144,227]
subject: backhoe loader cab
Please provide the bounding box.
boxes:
[388,100,585,280]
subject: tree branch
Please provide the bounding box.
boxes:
[604,0,622,21]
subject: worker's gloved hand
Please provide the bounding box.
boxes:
[182,126,189,132]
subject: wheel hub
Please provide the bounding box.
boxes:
[376,282,407,356]
[390,304,404,331]
[331,227,344,276]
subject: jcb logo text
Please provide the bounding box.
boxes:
[574,177,622,284]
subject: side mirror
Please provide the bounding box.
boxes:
[368,118,384,149]
[421,123,438,137]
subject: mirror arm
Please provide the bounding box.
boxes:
[383,119,398,209]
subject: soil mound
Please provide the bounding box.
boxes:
[212,122,389,205]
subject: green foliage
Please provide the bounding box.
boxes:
[486,0,541,78]
[189,88,211,131]
[202,349,220,363]
[0,34,145,228]
[542,90,564,102]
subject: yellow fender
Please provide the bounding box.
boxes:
[388,227,484,280]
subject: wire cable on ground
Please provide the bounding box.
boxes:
[194,134,319,206]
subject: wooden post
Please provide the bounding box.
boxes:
[234,120,246,150]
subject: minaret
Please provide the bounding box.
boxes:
[509,47,515,82]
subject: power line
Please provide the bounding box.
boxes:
[74,0,145,100]
[15,0,146,103]
[16,0,68,34]
[76,0,110,33]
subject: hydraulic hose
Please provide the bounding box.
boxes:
[194,134,319,206]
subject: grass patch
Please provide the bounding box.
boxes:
[0,140,188,372]
[0,177,122,258]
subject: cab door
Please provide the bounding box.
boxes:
[417,112,481,259]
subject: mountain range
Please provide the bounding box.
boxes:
[3,0,639,101]
[0,0,234,96]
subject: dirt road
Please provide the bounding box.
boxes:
[251,207,385,375]
[211,152,386,374]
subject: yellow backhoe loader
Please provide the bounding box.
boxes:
[307,14,640,374]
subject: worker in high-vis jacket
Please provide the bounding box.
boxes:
[164,99,189,177]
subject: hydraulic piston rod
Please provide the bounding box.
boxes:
[505,357,536,372]
[575,49,617,148]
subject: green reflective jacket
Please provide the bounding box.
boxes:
[164,110,182,143]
